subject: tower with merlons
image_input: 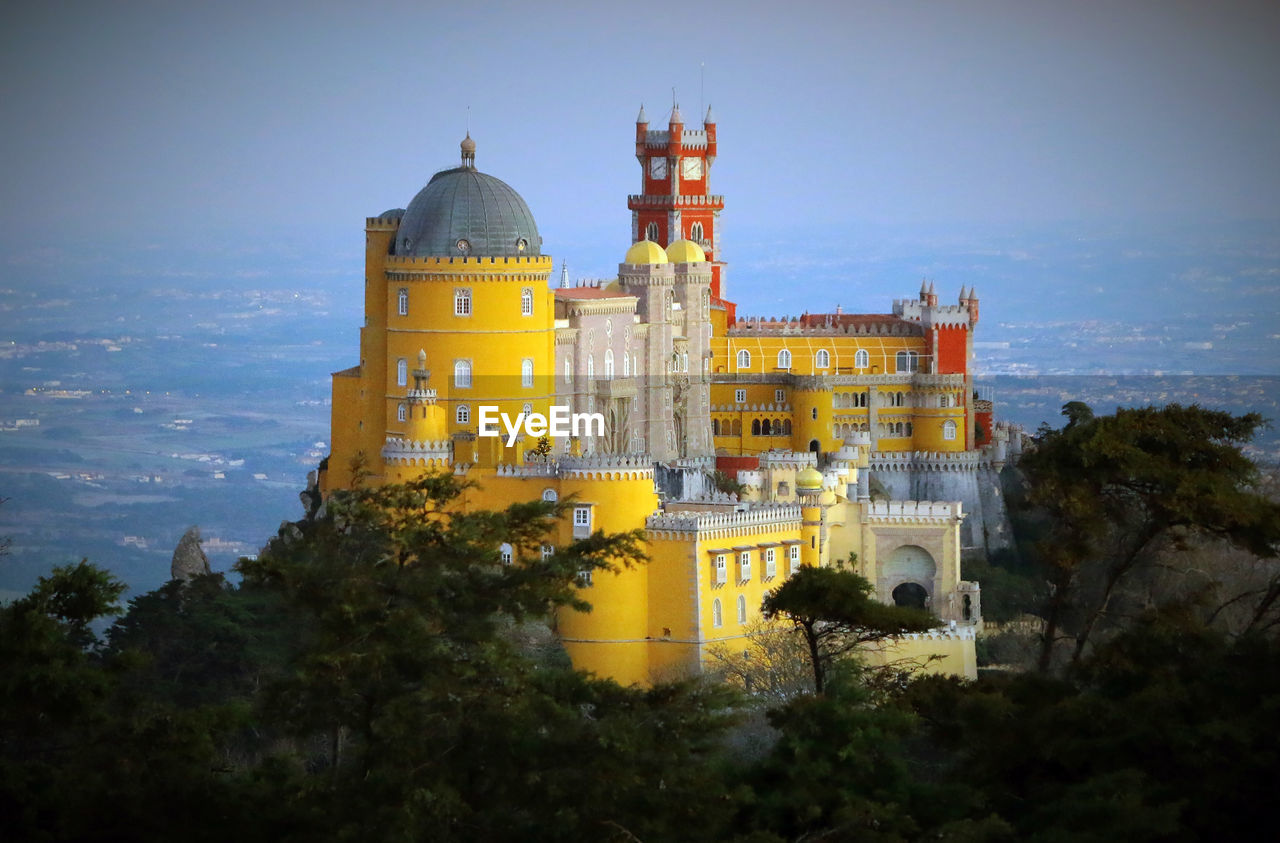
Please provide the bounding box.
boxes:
[628,103,735,324]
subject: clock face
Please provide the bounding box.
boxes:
[681,157,703,179]
[649,157,667,179]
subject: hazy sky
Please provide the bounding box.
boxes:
[2,0,1278,264]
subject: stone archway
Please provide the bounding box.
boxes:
[882,544,937,606]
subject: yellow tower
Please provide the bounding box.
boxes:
[324,136,554,491]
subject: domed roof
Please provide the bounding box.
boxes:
[796,466,823,491]
[624,239,668,265]
[665,238,705,263]
[396,152,541,258]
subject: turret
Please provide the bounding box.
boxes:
[667,103,683,157]
[704,104,717,160]
[635,104,648,156]
[968,287,979,325]
[927,280,937,308]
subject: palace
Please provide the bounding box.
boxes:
[320,107,1018,685]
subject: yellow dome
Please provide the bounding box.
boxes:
[796,466,823,491]
[665,238,706,263]
[624,239,668,265]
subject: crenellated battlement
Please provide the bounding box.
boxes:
[869,449,988,472]
[646,502,802,538]
[626,194,724,208]
[865,500,963,521]
[893,298,975,328]
[729,315,921,336]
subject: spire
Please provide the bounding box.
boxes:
[959,286,969,302]
[920,278,929,296]
[704,103,714,125]
[927,280,936,295]
[560,260,569,289]
[636,104,647,124]
[460,132,476,168]
[670,103,683,124]
[969,286,978,300]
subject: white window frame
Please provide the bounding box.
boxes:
[541,544,554,560]
[520,287,533,316]
[765,547,776,578]
[397,403,407,422]
[521,358,534,388]
[712,598,723,628]
[456,404,470,424]
[397,288,409,316]
[454,287,471,316]
[788,544,800,575]
[690,221,704,241]
[396,358,408,387]
[854,348,869,369]
[576,569,593,588]
[564,357,572,384]
[737,594,747,625]
[775,389,786,404]
[738,550,752,582]
[734,388,746,404]
[499,543,513,565]
[815,349,830,369]
[713,554,727,585]
[777,348,791,369]
[736,349,751,370]
[604,349,614,379]
[542,488,558,502]
[573,506,592,538]
[454,359,471,389]
[943,419,957,441]
[646,221,659,241]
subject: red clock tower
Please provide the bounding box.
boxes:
[629,103,734,323]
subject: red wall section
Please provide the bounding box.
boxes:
[935,326,969,374]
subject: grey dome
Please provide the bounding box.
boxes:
[395,167,541,258]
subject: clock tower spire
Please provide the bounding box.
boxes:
[628,100,733,322]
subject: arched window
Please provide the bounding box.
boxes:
[783,419,792,435]
[712,598,723,628]
[454,360,471,389]
[454,288,471,316]
[564,357,572,384]
[542,488,558,502]
[777,348,792,369]
[397,403,406,422]
[737,594,747,624]
[456,404,470,424]
[623,352,630,377]
[751,419,761,436]
[523,403,533,416]
[896,350,919,373]
[732,419,742,436]
[761,419,772,435]
[396,358,408,386]
[690,221,704,242]
[815,349,830,368]
[646,221,659,241]
[397,288,409,316]
[681,352,688,372]
[604,349,614,379]
[943,419,957,441]
[712,418,720,436]
[520,287,533,316]
[587,355,594,380]
[521,358,534,388]
[499,543,513,565]
[736,349,751,369]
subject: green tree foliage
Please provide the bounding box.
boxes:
[1019,402,1280,670]
[763,565,937,694]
